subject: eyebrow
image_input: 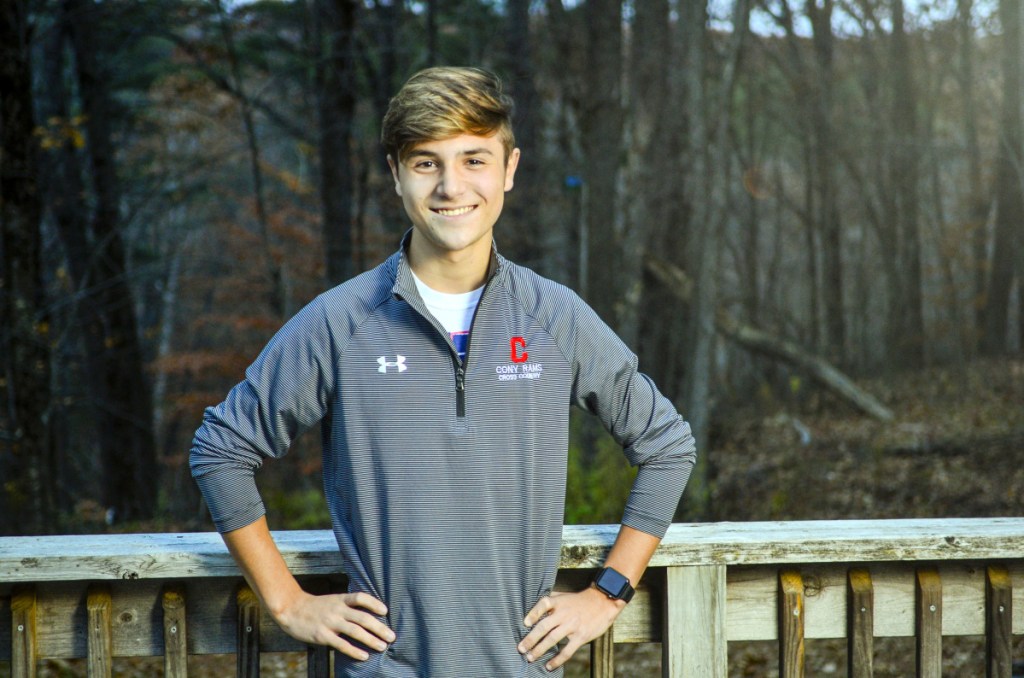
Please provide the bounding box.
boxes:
[405,147,495,162]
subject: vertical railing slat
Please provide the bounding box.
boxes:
[662,565,726,678]
[985,564,1012,678]
[847,568,874,678]
[915,568,942,678]
[307,644,330,678]
[778,570,805,678]
[86,585,113,678]
[11,585,37,678]
[590,626,614,678]
[162,584,188,678]
[237,584,261,678]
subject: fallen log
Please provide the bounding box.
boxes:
[645,258,895,422]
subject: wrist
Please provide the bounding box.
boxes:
[585,583,628,612]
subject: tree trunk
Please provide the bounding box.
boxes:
[957,0,988,356]
[889,0,926,366]
[808,0,846,364]
[213,0,286,317]
[0,0,54,534]
[982,0,1024,354]
[65,0,157,522]
[645,258,894,422]
[316,0,358,286]
[618,0,671,350]
[500,0,543,269]
[580,0,623,326]
[678,0,712,519]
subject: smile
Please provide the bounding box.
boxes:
[432,205,477,217]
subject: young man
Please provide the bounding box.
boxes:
[191,67,695,677]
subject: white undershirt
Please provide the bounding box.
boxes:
[411,271,483,360]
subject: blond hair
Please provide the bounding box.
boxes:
[381,67,516,163]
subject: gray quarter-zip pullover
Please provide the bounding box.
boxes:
[191,235,695,677]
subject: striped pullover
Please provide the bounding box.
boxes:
[190,235,696,677]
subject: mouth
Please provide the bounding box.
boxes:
[431,205,477,217]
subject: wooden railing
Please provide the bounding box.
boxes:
[1,518,1022,677]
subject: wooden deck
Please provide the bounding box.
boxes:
[1,518,1022,676]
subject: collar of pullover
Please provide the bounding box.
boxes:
[390,228,504,302]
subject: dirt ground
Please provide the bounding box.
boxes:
[7,360,1023,676]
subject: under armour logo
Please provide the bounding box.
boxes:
[377,355,407,373]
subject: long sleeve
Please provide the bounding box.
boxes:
[190,296,337,533]
[568,296,696,538]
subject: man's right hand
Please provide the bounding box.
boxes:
[221,517,395,662]
[273,590,395,661]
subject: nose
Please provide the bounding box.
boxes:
[436,164,466,199]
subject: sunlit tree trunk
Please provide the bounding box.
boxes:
[0,0,54,534]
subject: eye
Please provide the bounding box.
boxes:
[466,158,485,166]
[414,160,437,170]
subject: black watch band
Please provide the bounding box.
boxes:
[592,566,635,603]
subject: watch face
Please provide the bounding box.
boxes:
[596,567,629,597]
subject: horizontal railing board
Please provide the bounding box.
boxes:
[3,519,1024,583]
[0,577,336,659]
[2,560,1020,660]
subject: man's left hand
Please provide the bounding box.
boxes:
[517,586,626,672]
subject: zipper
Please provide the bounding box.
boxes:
[455,365,466,417]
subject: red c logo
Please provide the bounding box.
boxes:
[510,337,528,363]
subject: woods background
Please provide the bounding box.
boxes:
[1,0,1022,537]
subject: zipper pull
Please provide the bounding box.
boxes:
[456,366,466,418]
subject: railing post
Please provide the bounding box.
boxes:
[590,626,614,678]
[162,584,188,678]
[915,568,942,678]
[847,568,874,678]
[87,585,113,678]
[662,565,726,677]
[985,565,1012,678]
[237,584,261,678]
[778,570,805,678]
[11,585,36,678]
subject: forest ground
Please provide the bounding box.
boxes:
[14,358,1024,677]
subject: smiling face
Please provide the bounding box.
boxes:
[389,133,520,288]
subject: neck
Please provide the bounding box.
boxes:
[407,234,491,293]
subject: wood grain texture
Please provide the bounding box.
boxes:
[4,519,1024,582]
[161,585,187,678]
[590,627,614,678]
[86,585,112,678]
[986,565,1011,678]
[662,565,726,678]
[847,569,873,678]
[11,586,36,678]
[915,568,942,678]
[237,584,261,678]
[778,570,804,678]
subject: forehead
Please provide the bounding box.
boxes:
[402,133,504,160]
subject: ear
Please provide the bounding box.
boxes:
[504,148,521,192]
[387,155,402,197]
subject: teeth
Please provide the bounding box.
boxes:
[434,206,475,216]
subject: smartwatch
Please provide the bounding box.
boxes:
[592,566,635,603]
